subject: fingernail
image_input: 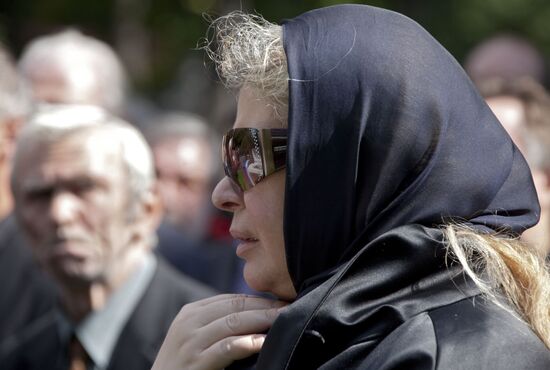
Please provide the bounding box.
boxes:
[253,334,266,347]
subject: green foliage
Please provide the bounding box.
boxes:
[1,0,549,95]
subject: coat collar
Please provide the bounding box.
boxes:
[257,225,480,369]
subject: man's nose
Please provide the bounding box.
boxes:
[50,191,79,224]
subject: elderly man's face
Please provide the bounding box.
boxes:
[14,132,137,286]
[152,137,212,233]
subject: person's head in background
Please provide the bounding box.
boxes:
[11,104,162,321]
[0,43,32,220]
[480,77,550,255]
[143,112,220,240]
[18,29,127,116]
[464,33,547,87]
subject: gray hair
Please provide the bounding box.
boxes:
[12,104,154,203]
[202,12,288,120]
[18,29,127,114]
[143,112,220,179]
[0,43,31,122]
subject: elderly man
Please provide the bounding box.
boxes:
[0,105,214,370]
[18,29,127,115]
[145,113,219,238]
[143,112,247,293]
[0,43,29,220]
[0,43,56,341]
[480,77,550,255]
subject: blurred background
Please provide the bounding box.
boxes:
[2,0,549,132]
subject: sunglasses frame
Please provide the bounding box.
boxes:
[222,128,287,191]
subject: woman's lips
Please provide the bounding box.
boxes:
[235,237,259,258]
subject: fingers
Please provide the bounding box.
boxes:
[199,334,266,370]
[198,306,280,346]
[179,294,286,328]
[200,296,285,325]
[154,294,289,370]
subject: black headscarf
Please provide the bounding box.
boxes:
[282,4,539,294]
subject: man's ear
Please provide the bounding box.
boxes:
[542,168,550,205]
[0,117,23,163]
[131,183,164,249]
[530,167,550,214]
[5,117,23,142]
[143,183,164,230]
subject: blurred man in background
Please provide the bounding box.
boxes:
[0,42,56,341]
[0,43,28,220]
[143,112,247,293]
[17,28,245,293]
[464,33,547,88]
[146,112,217,238]
[18,29,127,116]
[480,78,550,255]
[1,105,213,370]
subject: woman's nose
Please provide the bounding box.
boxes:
[211,177,243,212]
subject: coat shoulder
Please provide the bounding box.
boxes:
[428,297,550,369]
[326,297,550,370]
[153,257,218,304]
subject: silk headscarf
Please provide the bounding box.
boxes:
[282,4,539,294]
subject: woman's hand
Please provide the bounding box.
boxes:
[151,294,287,370]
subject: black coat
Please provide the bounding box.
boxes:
[256,225,550,369]
[0,258,214,370]
[0,215,57,341]
[155,221,246,293]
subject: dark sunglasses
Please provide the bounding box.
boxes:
[222,128,287,191]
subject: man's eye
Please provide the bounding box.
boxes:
[72,180,96,194]
[178,177,191,187]
[27,188,53,202]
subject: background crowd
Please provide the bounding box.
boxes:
[1,1,550,369]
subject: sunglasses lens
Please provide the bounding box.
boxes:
[223,129,264,191]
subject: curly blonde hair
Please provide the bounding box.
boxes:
[202,11,288,119]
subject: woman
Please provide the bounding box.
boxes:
[153,5,550,369]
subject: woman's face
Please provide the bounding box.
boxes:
[212,86,296,301]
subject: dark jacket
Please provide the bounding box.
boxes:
[256,226,550,369]
[156,221,247,293]
[0,215,57,341]
[0,258,214,370]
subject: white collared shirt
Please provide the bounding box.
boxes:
[57,254,157,370]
